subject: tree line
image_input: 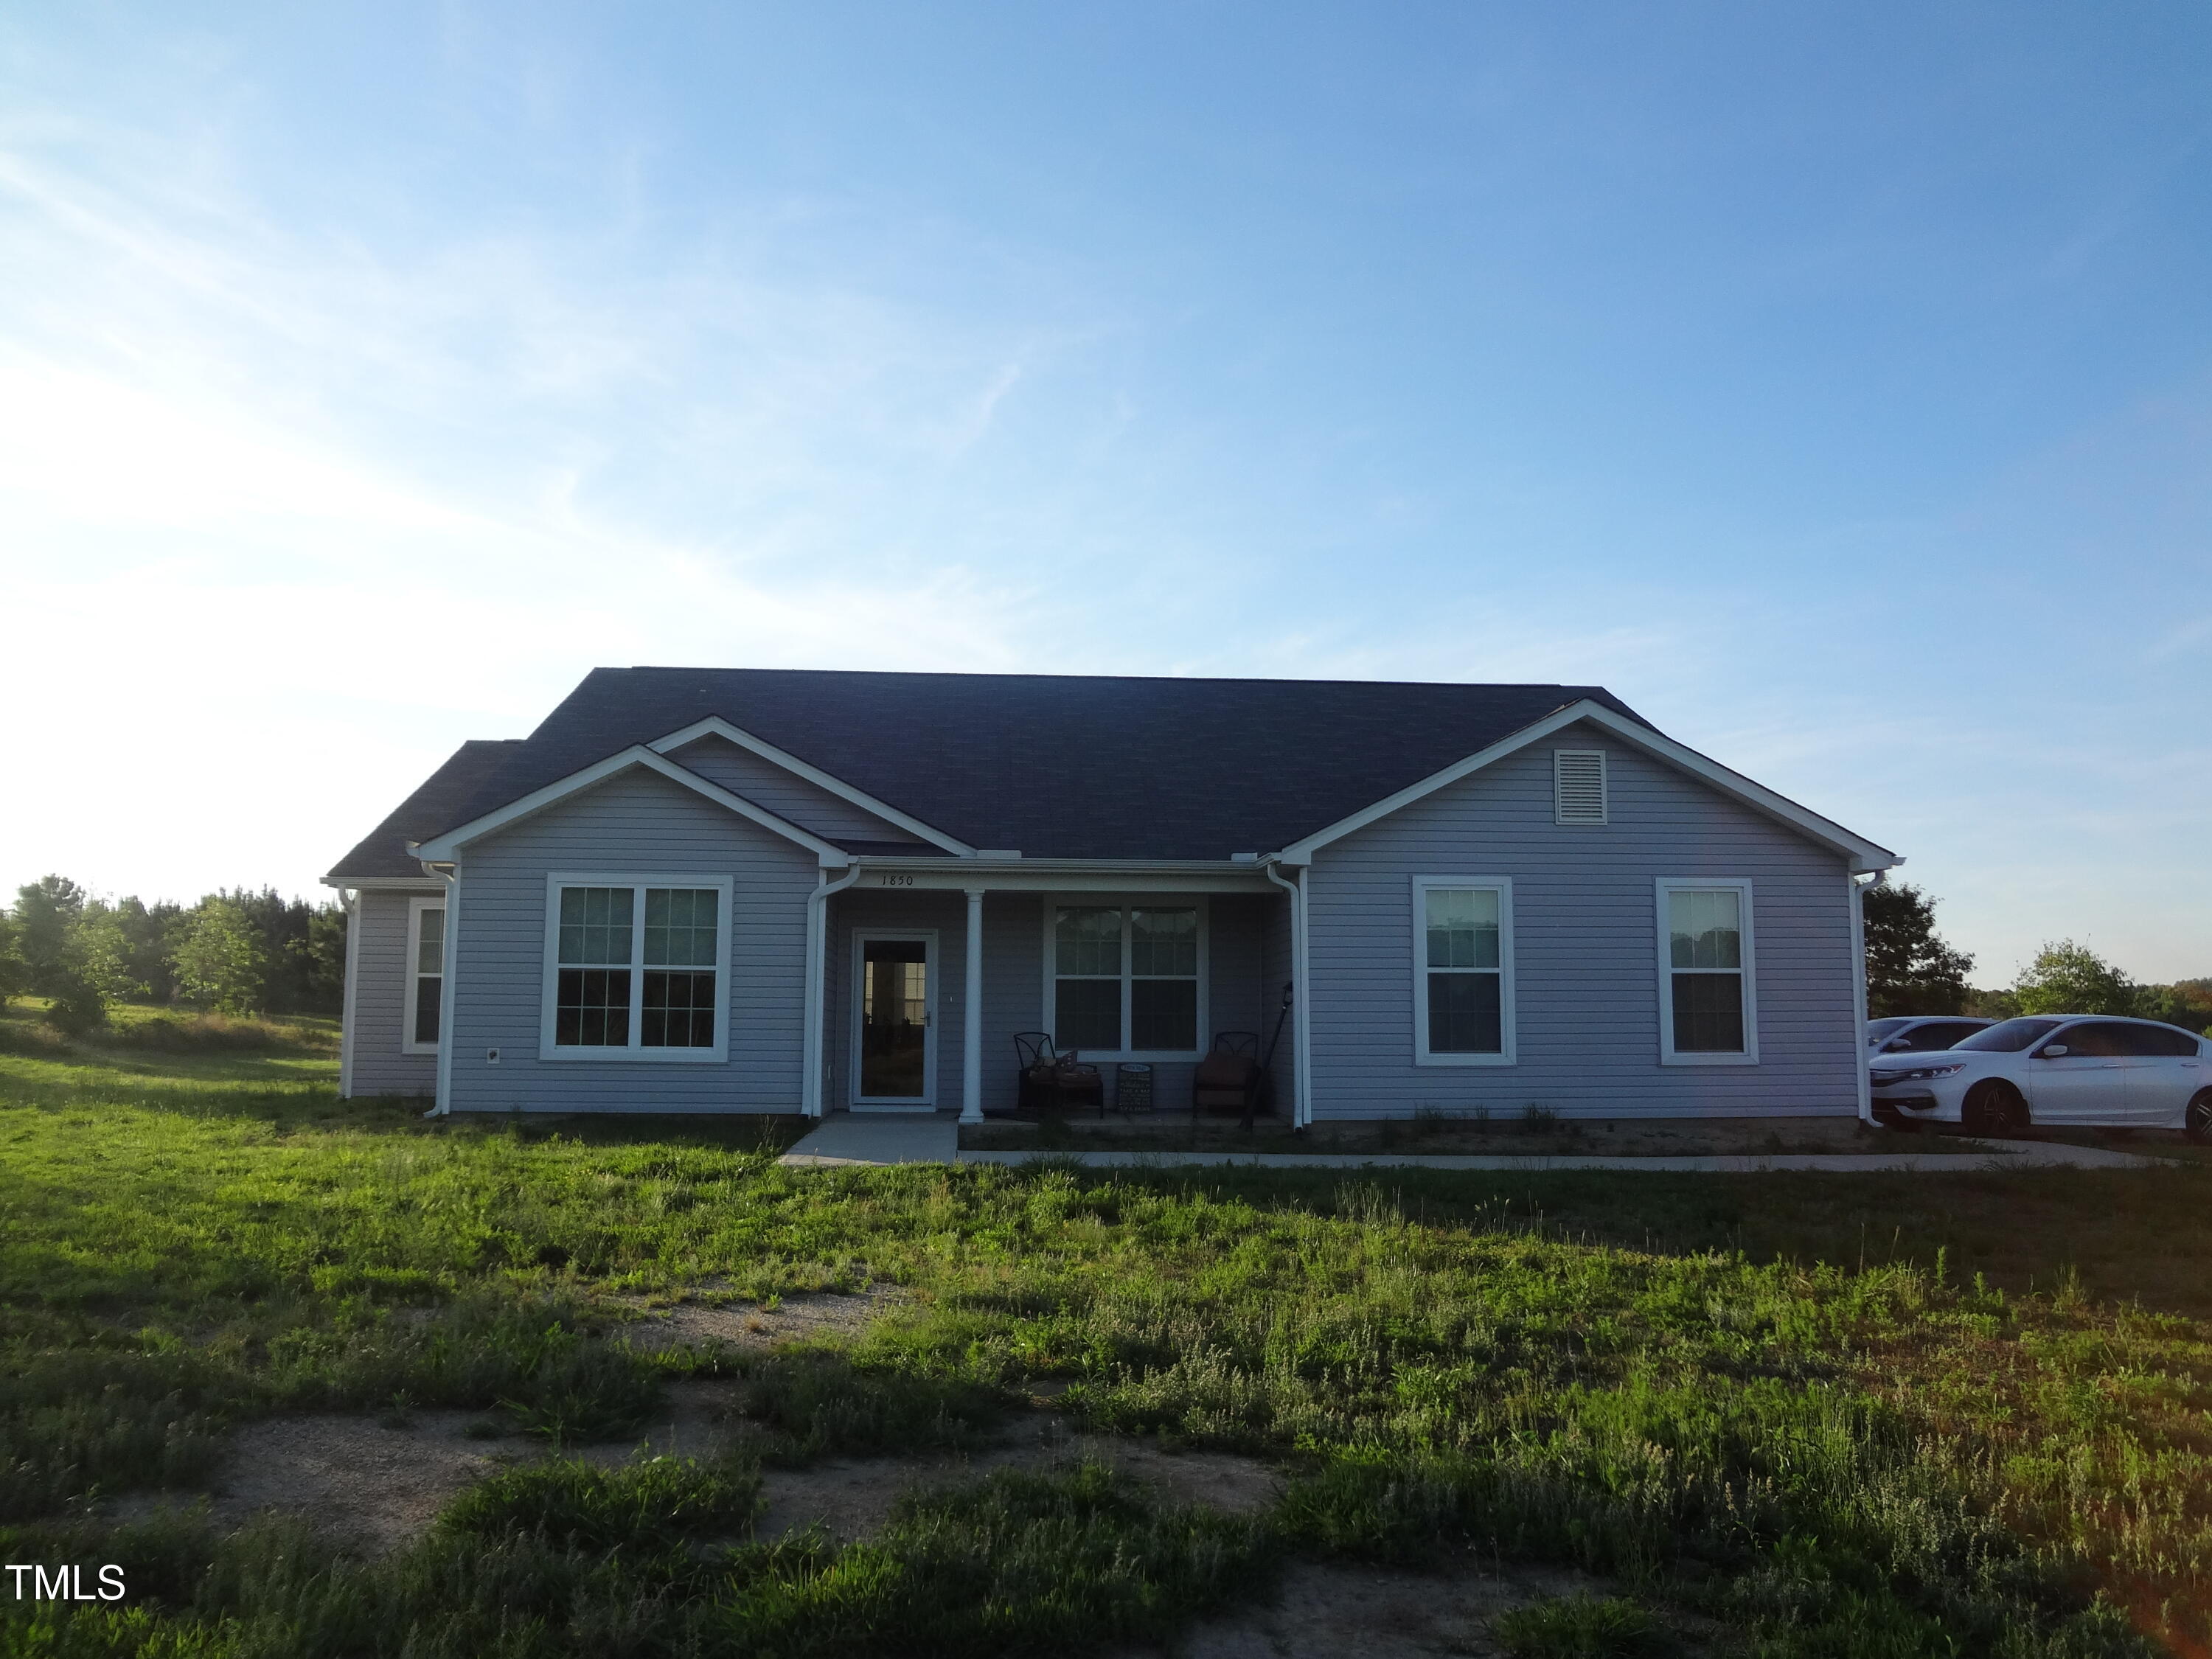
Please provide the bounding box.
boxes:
[0,875,346,1034]
[1863,880,2211,1032]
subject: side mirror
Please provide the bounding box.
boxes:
[2037,1043,2068,1058]
[1880,1037,1909,1052]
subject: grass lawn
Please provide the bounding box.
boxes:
[4,999,2211,1656]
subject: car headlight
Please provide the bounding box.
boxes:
[1871,1062,1968,1084]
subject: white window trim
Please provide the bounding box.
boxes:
[848,928,940,1106]
[538,872,733,1063]
[1411,876,1517,1066]
[403,897,445,1055]
[1655,877,1759,1066]
[1039,894,1211,1062]
[1553,748,1609,825]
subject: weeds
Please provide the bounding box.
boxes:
[1495,1593,1669,1658]
[4,1006,2210,1654]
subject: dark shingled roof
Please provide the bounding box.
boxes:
[331,669,1655,874]
[324,740,526,880]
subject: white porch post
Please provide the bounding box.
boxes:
[961,887,986,1124]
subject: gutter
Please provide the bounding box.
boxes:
[337,888,360,1101]
[1261,859,1314,1130]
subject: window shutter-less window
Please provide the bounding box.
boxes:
[1554,749,1607,824]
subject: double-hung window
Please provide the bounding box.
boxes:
[540,875,730,1062]
[1412,877,1515,1064]
[404,897,445,1053]
[1656,880,1757,1063]
[1046,901,1205,1057]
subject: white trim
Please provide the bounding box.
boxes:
[1655,878,1760,1066]
[321,876,449,892]
[338,888,361,1098]
[1263,861,1313,1127]
[412,747,850,866]
[434,869,458,1115]
[847,927,940,1107]
[802,866,863,1118]
[962,889,986,1124]
[1039,894,1211,1062]
[537,873,734,1064]
[1411,876,1517,1067]
[647,716,975,856]
[1552,748,1608,825]
[849,862,1273,894]
[403,897,446,1055]
[1276,700,1899,872]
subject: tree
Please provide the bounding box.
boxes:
[12,875,86,995]
[42,967,106,1037]
[2134,978,2212,1035]
[1862,881,1975,1018]
[0,911,28,1005]
[2011,940,2137,1017]
[169,898,271,1015]
[77,901,141,1002]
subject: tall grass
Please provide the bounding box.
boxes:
[3,1032,2208,1653]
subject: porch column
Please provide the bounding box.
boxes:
[961,888,986,1123]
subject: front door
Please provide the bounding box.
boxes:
[852,932,935,1109]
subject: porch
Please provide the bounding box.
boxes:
[810,863,1295,1123]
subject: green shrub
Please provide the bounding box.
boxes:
[41,971,106,1038]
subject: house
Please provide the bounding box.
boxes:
[323,667,1899,1124]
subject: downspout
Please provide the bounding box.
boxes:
[429,863,459,1118]
[1850,869,1879,1125]
[802,861,863,1118]
[337,888,361,1101]
[1262,860,1314,1129]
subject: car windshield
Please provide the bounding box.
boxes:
[1955,1018,2065,1053]
[1866,1018,1913,1040]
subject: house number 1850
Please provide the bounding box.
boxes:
[876,874,914,886]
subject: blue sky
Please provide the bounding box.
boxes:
[2,2,2207,982]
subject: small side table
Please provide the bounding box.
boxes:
[1114,1062,1155,1116]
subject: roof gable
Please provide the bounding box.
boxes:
[331,668,1894,873]
[409,747,848,866]
[415,669,1658,861]
[1278,700,1896,872]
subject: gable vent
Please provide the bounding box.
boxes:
[1554,749,1607,824]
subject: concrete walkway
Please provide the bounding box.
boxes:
[780,1115,2166,1172]
[779,1113,959,1166]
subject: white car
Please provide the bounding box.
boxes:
[1868,1015,2211,1138]
[1865,1015,1993,1054]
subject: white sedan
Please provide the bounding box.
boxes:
[1868,1015,2211,1138]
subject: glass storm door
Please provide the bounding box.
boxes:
[857,936,932,1102]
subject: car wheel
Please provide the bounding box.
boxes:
[1963,1080,2029,1136]
[2188,1091,2212,1144]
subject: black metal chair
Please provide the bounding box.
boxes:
[1191,1031,1262,1118]
[1012,1032,1105,1116]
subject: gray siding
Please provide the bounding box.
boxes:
[344,888,442,1099]
[824,888,973,1110]
[1307,722,1860,1119]
[447,767,819,1113]
[667,736,926,844]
